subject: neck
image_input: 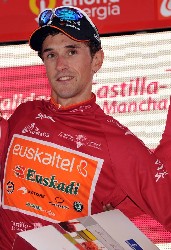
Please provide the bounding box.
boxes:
[50,93,94,110]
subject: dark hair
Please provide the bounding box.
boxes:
[38,30,102,59]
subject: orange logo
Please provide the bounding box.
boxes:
[29,0,56,16]
[158,0,171,19]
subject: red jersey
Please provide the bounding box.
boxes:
[1,94,171,249]
[155,96,171,163]
[0,117,8,164]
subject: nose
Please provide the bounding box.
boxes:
[55,55,68,71]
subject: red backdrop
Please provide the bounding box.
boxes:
[0,0,171,43]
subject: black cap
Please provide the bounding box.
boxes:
[29,6,101,51]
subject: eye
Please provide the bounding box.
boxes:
[47,53,55,59]
[68,49,77,56]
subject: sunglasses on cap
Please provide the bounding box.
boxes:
[39,6,91,27]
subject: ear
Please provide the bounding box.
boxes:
[92,49,104,73]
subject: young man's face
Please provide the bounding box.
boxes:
[42,32,103,107]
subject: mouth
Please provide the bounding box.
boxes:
[57,76,74,81]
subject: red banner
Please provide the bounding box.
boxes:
[0,65,50,119]
[0,0,171,43]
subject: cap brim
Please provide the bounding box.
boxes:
[29,25,89,51]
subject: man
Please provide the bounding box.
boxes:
[1,6,171,249]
